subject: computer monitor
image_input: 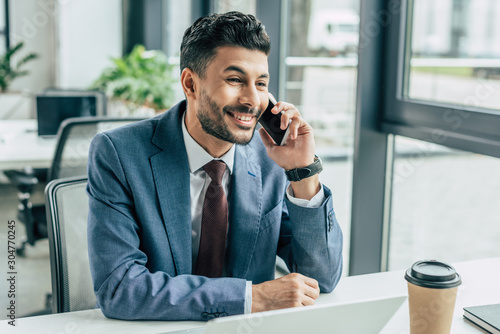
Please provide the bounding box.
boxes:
[36,91,106,137]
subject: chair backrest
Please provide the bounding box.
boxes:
[48,116,144,180]
[45,176,94,313]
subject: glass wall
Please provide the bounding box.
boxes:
[389,136,500,270]
[281,0,360,274]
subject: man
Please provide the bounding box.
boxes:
[87,11,342,321]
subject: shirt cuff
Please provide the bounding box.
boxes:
[244,281,252,314]
[286,183,325,208]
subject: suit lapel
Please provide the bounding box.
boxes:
[226,144,262,278]
[149,101,263,278]
[150,102,192,275]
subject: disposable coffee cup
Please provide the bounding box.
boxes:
[405,260,461,334]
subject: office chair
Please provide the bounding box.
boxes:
[4,116,143,256]
[45,176,95,313]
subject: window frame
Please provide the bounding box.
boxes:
[381,0,500,159]
[351,0,500,276]
[349,0,393,275]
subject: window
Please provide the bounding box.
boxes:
[162,0,194,102]
[350,0,500,275]
[389,136,500,270]
[163,0,192,58]
[382,0,500,160]
[386,0,500,269]
[282,0,359,150]
[281,0,360,274]
[0,0,7,54]
[406,0,500,111]
[213,0,256,14]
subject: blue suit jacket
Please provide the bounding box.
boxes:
[87,101,343,321]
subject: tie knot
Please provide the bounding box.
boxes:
[203,160,226,185]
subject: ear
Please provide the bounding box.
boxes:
[181,68,198,99]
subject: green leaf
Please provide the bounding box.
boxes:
[5,42,24,62]
[0,42,39,91]
[16,53,39,69]
[89,44,176,110]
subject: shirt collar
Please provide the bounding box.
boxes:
[181,111,235,174]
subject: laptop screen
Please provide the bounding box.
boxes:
[36,95,98,136]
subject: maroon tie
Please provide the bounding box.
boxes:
[194,160,228,277]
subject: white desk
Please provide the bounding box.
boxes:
[0,120,56,171]
[1,258,498,333]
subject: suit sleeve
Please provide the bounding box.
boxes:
[87,133,246,321]
[277,185,343,293]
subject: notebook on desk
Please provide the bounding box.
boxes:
[463,303,500,334]
[161,295,406,334]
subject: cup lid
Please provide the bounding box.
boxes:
[405,260,462,289]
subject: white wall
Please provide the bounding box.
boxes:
[2,0,57,118]
[55,0,122,89]
[4,0,122,118]
[8,0,56,94]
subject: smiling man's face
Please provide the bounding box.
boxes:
[190,46,270,147]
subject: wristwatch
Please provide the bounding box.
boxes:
[285,155,323,182]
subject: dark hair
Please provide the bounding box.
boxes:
[180,11,271,77]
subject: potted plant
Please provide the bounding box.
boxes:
[90,45,176,116]
[0,42,38,119]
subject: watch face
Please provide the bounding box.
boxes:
[297,167,312,179]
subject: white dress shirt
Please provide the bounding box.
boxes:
[181,112,325,314]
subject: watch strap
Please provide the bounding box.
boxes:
[285,155,323,182]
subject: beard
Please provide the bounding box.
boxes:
[197,90,262,145]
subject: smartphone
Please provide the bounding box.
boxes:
[258,93,291,146]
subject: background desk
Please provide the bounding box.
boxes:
[1,258,498,333]
[0,120,56,171]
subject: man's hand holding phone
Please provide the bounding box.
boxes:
[258,94,320,200]
[258,94,291,146]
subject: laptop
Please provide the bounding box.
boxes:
[36,91,105,137]
[162,295,406,334]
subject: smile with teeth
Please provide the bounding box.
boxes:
[227,111,255,125]
[234,114,253,121]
